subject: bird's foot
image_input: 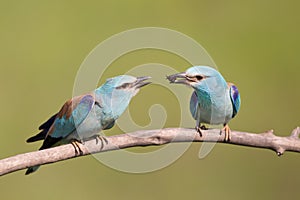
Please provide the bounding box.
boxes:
[196,125,207,137]
[71,140,84,156]
[95,135,108,150]
[221,124,231,142]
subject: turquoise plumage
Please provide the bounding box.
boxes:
[167,66,240,141]
[26,75,151,174]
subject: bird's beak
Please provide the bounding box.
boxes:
[134,76,152,88]
[166,72,189,85]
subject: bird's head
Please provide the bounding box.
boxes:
[166,66,226,91]
[97,75,151,118]
[99,75,151,99]
[104,75,150,92]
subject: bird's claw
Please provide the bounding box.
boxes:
[71,140,83,156]
[196,126,202,137]
[195,125,207,137]
[221,124,231,142]
[95,135,108,150]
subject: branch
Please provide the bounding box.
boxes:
[1,127,299,176]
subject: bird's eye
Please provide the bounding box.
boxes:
[195,75,203,81]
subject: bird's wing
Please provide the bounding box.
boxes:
[189,91,199,120]
[228,82,241,118]
[48,94,95,138]
[39,114,58,130]
[39,94,96,149]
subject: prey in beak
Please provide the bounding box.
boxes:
[167,72,205,86]
[167,72,193,86]
[166,72,187,84]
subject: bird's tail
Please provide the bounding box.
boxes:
[25,165,40,175]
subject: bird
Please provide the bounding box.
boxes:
[167,66,240,141]
[25,75,151,175]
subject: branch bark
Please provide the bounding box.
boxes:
[1,127,299,176]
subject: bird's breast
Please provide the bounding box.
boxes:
[197,90,233,125]
[74,105,106,139]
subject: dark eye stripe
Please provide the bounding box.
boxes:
[186,75,204,82]
[116,83,131,89]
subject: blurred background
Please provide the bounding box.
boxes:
[0,0,299,199]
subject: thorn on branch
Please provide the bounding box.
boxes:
[262,129,275,137]
[290,127,300,139]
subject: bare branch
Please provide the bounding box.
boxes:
[1,127,299,176]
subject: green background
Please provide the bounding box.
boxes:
[1,0,299,199]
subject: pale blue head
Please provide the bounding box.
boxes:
[167,66,227,93]
[96,75,151,118]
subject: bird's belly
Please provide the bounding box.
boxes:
[199,103,232,125]
[74,110,103,140]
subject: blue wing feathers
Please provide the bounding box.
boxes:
[25,94,96,151]
[72,95,95,126]
[189,91,199,120]
[229,84,241,118]
[49,94,95,138]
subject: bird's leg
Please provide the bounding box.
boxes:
[71,140,83,156]
[195,118,207,137]
[196,124,208,137]
[221,124,231,142]
[195,117,202,137]
[195,126,202,137]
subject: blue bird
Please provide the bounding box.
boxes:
[26,75,151,175]
[167,66,240,141]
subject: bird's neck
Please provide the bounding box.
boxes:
[94,87,131,119]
